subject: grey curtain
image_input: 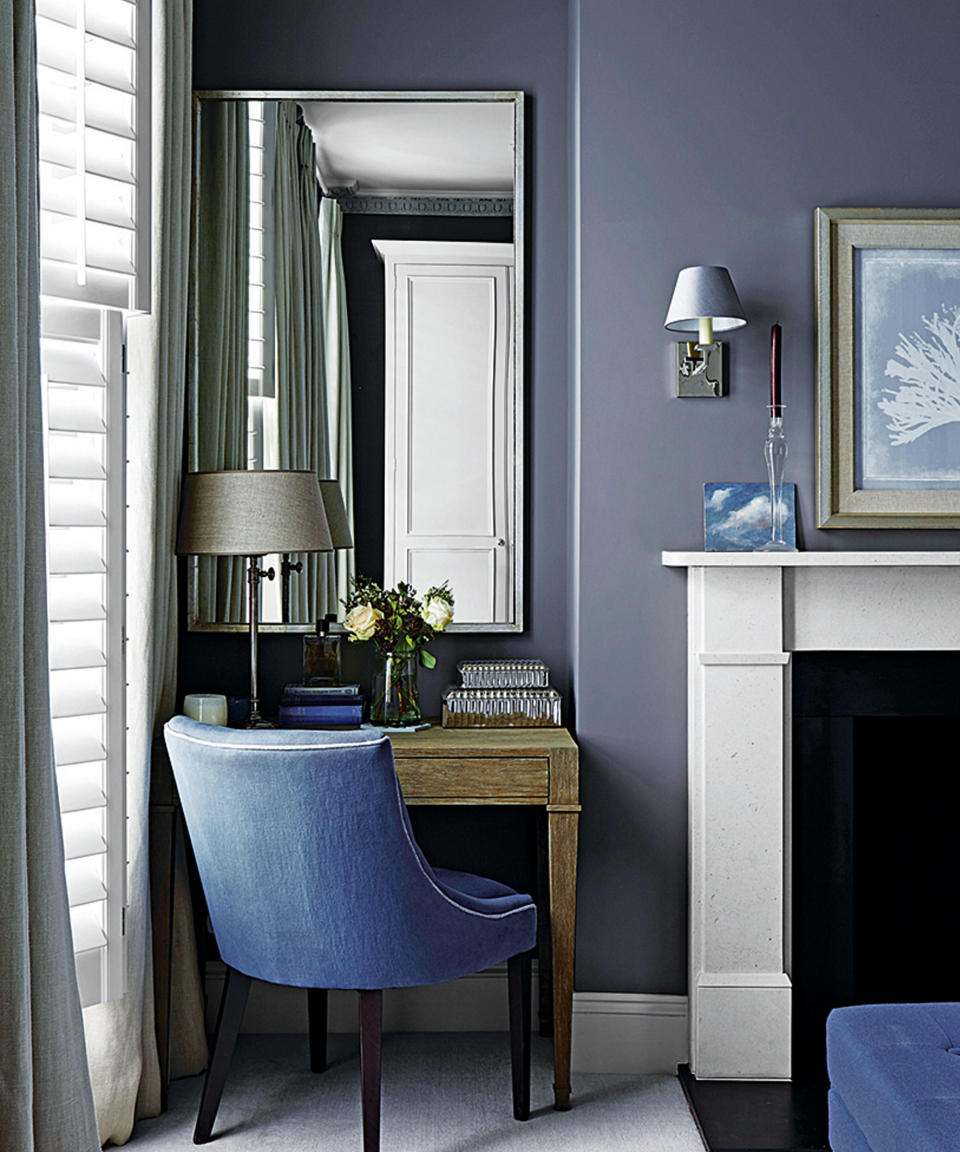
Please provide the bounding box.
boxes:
[274,101,337,622]
[319,196,356,601]
[0,2,100,1149]
[195,101,249,622]
[82,0,207,1141]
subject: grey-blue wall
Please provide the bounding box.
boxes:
[575,0,960,993]
[189,0,960,997]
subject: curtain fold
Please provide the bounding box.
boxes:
[195,101,249,623]
[275,101,336,623]
[0,2,100,1150]
[319,196,356,602]
[81,0,207,1142]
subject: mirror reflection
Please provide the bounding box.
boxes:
[187,92,523,633]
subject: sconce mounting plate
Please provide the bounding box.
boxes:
[676,341,727,398]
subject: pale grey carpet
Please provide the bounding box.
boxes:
[130,1034,706,1151]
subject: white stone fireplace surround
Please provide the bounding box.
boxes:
[662,551,960,1081]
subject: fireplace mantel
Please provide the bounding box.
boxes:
[662,551,960,1080]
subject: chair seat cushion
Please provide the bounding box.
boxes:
[827,1003,960,1152]
[432,867,534,915]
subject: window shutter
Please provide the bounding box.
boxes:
[42,304,127,1007]
[36,0,147,1008]
[36,0,149,312]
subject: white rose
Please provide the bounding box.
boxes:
[345,603,383,641]
[421,596,454,632]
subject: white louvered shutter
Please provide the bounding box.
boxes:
[36,0,149,1006]
[36,0,149,312]
[42,304,127,1007]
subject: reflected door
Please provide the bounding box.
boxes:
[375,240,515,624]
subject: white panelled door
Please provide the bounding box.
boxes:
[374,240,515,625]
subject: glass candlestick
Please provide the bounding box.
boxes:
[758,404,795,552]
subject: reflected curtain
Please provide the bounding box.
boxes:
[195,101,248,622]
[319,196,355,600]
[0,2,100,1149]
[82,0,207,1143]
[274,101,336,622]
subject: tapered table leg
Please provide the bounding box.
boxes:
[548,807,579,1111]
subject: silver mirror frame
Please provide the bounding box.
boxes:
[186,89,525,633]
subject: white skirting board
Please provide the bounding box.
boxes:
[205,964,689,1076]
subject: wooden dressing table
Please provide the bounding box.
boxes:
[388,724,580,1111]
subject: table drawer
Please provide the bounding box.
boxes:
[396,757,549,802]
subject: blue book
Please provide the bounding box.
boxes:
[278,702,363,727]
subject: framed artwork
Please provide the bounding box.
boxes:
[704,483,797,551]
[817,207,960,527]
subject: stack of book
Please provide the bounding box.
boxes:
[277,684,364,729]
[442,660,561,728]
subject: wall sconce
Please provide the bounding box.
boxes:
[664,265,746,397]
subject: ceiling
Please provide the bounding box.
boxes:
[299,99,515,196]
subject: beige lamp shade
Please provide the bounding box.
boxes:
[177,470,333,556]
[317,480,353,549]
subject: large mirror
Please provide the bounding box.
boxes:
[186,90,524,633]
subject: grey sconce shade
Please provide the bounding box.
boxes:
[664,265,747,333]
[177,470,333,556]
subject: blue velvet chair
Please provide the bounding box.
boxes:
[163,716,537,1149]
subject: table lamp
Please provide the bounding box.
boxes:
[664,265,746,397]
[177,470,332,727]
[280,479,354,622]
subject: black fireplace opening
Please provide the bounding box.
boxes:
[792,651,960,1083]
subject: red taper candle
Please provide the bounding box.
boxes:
[770,323,782,411]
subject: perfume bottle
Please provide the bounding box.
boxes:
[303,613,341,685]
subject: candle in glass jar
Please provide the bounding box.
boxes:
[770,323,782,410]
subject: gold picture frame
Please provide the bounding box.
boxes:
[817,207,960,527]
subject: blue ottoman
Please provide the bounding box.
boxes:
[827,1003,960,1152]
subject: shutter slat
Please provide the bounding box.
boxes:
[41,300,101,340]
[70,906,107,951]
[49,544,106,576]
[66,864,107,907]
[37,0,136,48]
[63,820,106,862]
[41,211,135,277]
[40,163,136,229]
[75,949,104,1008]
[58,768,107,814]
[54,731,107,767]
[48,586,106,621]
[49,639,106,668]
[47,388,106,434]
[47,435,106,481]
[50,683,106,720]
[47,483,106,528]
[41,260,133,309]
[42,340,106,386]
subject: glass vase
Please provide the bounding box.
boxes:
[370,651,421,727]
[758,404,795,552]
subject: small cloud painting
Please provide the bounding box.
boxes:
[704,483,797,551]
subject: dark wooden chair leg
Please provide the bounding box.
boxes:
[359,990,383,1152]
[194,966,251,1144]
[508,952,532,1121]
[308,988,328,1072]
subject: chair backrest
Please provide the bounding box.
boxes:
[164,716,493,990]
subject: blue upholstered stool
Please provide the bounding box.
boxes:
[164,716,537,1150]
[827,1003,960,1152]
